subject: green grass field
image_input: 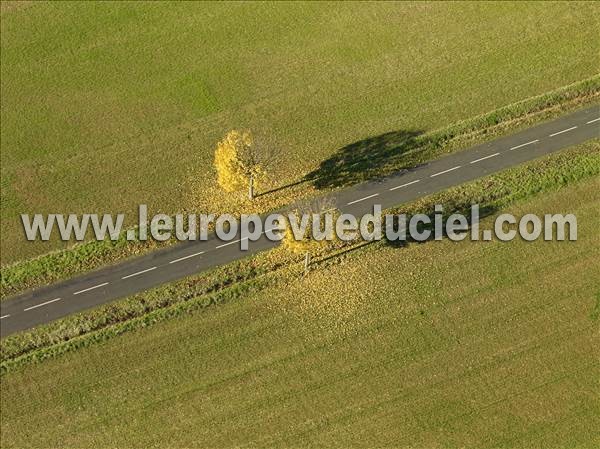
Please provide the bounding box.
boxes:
[1,177,598,448]
[2,3,599,447]
[1,1,599,263]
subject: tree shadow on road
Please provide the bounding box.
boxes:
[384,203,499,248]
[304,129,425,189]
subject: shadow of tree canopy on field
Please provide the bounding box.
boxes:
[305,129,425,189]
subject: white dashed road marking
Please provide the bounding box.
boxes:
[24,297,61,311]
[389,179,420,191]
[586,117,600,124]
[470,152,500,164]
[0,314,10,320]
[430,166,461,178]
[73,282,109,295]
[509,140,539,151]
[121,266,157,280]
[169,251,205,264]
[216,238,247,249]
[347,193,379,205]
[549,126,577,137]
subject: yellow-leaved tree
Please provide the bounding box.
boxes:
[282,198,340,273]
[214,130,265,199]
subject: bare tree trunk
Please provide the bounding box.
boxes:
[248,174,255,200]
[304,251,310,275]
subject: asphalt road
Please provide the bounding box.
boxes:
[1,105,598,336]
